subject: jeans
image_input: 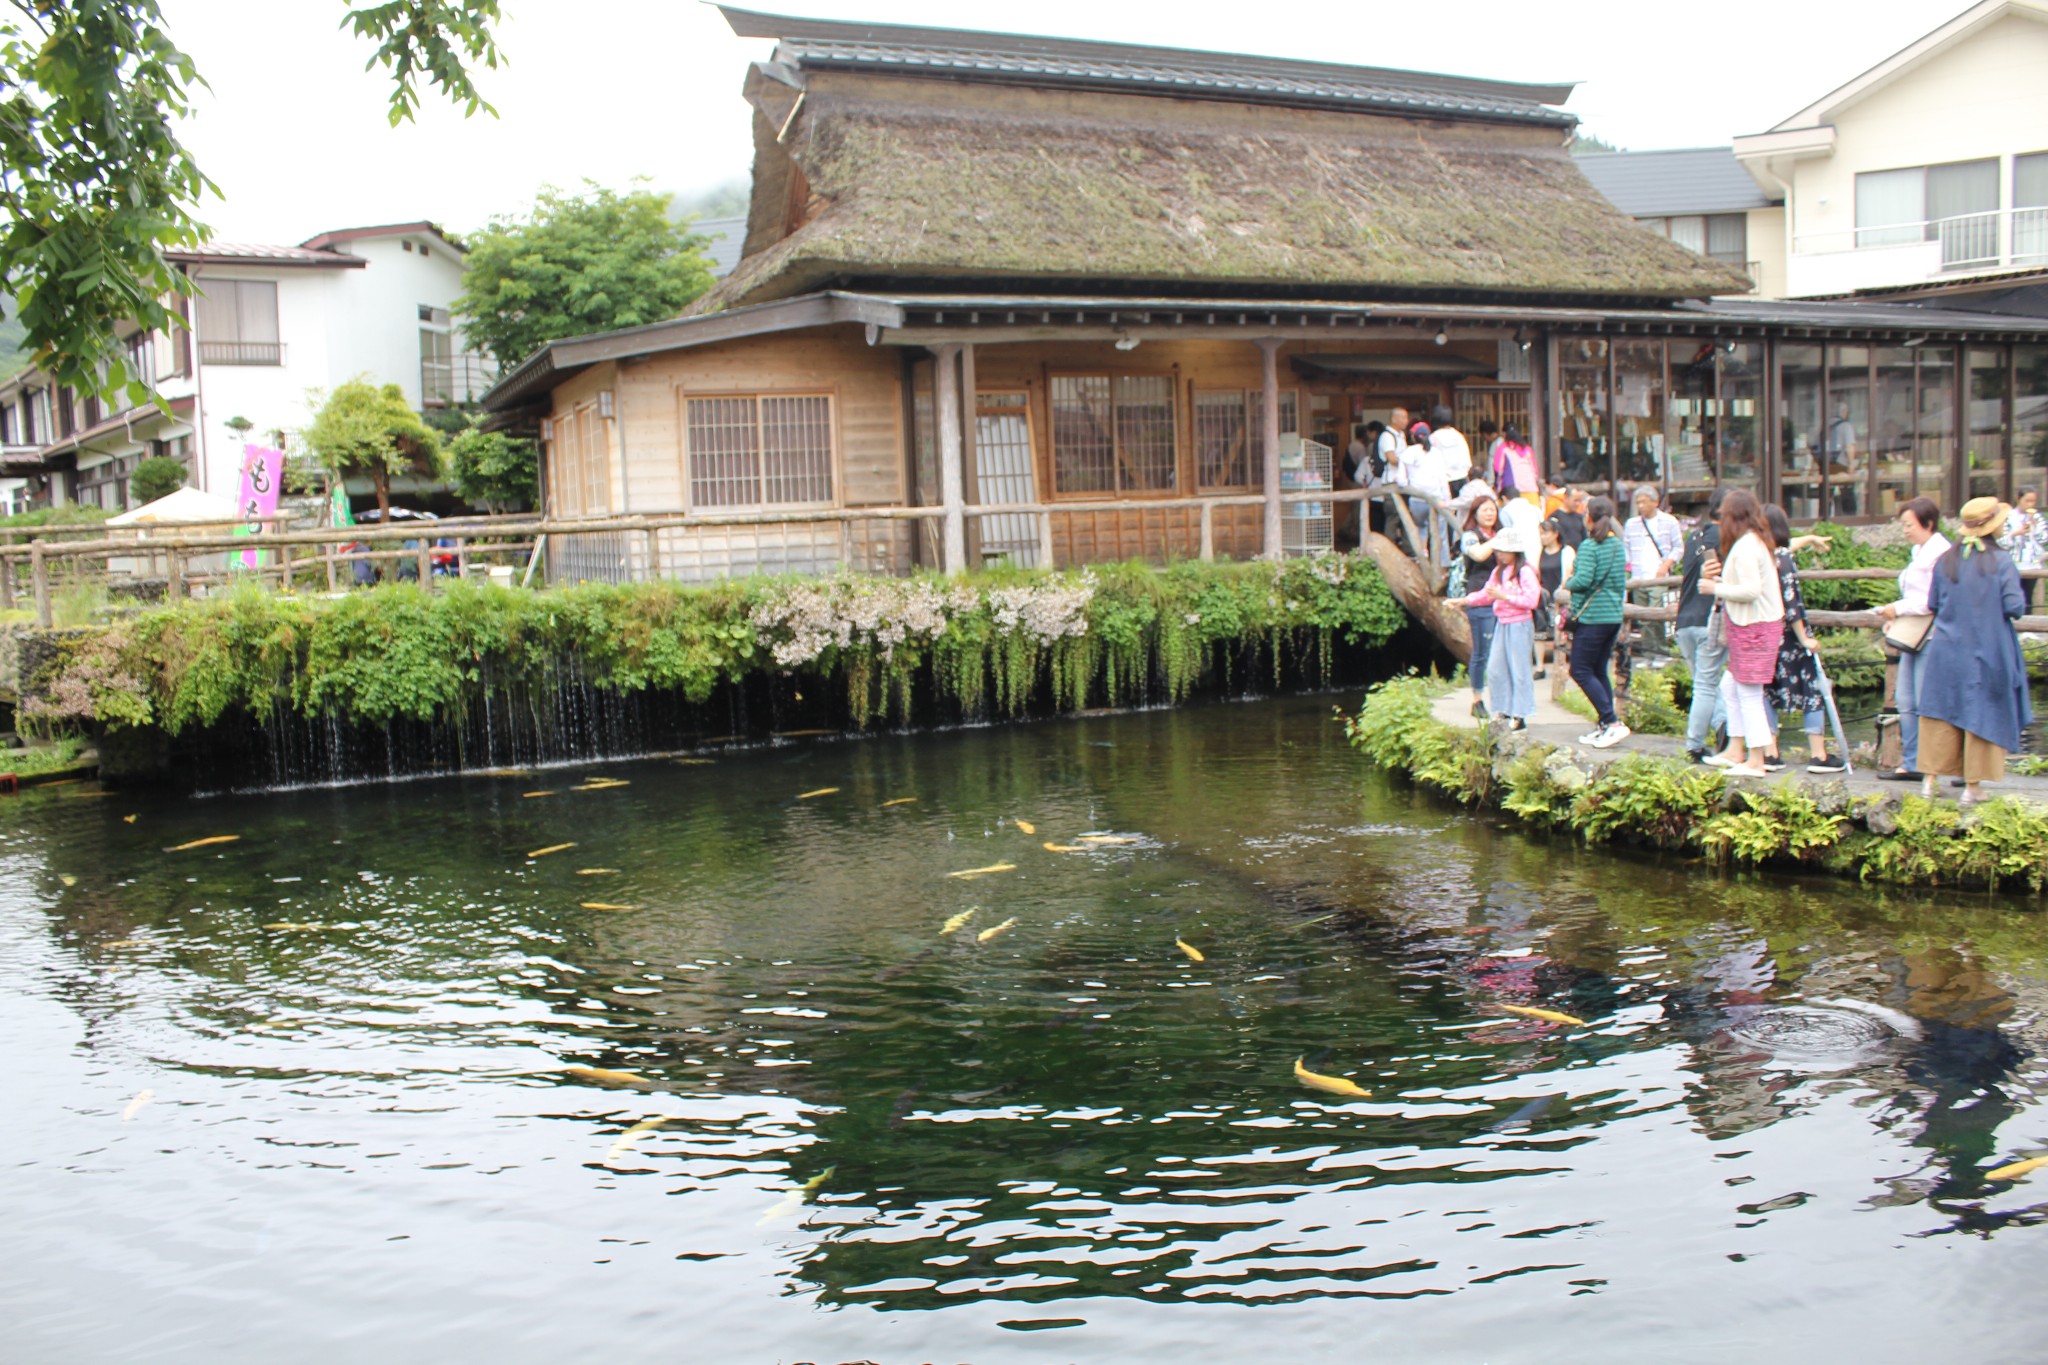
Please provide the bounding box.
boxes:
[1490,617,1536,720]
[1763,699,1826,738]
[1897,646,1925,770]
[1465,606,1496,695]
[1569,621,1622,727]
[1718,670,1774,748]
[1674,623,1728,751]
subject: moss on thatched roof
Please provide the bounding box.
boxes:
[695,85,1749,312]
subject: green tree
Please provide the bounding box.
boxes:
[446,420,537,513]
[0,1,502,406]
[457,181,715,367]
[127,455,187,505]
[303,379,443,519]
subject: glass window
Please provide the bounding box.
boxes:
[1856,168,1924,248]
[1966,347,2010,501]
[1667,216,1707,254]
[2017,153,2048,265]
[1705,215,1747,265]
[2015,345,2048,503]
[1823,346,1869,519]
[1051,374,1178,494]
[1612,339,1666,500]
[1778,344,1825,522]
[685,393,833,510]
[1916,347,1957,510]
[1665,340,1716,519]
[195,279,281,365]
[1716,343,1765,493]
[1195,388,1299,490]
[1556,338,1609,494]
[1872,347,1917,516]
[1930,159,2001,268]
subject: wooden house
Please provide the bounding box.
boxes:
[483,7,2048,581]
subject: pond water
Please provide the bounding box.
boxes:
[7,694,2048,1363]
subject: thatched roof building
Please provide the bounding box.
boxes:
[701,8,1748,310]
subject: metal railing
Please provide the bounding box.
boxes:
[198,340,283,366]
[422,352,500,407]
[1801,208,2046,271]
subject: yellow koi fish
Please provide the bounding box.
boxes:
[1077,834,1137,845]
[527,842,576,858]
[1498,1004,1587,1028]
[261,922,334,932]
[1043,842,1086,853]
[1014,819,1037,835]
[576,868,618,876]
[776,728,835,738]
[522,791,555,798]
[1176,938,1205,963]
[123,814,138,824]
[122,1089,154,1121]
[673,758,716,766]
[606,1115,669,1160]
[59,874,77,886]
[1294,1056,1371,1098]
[167,835,240,852]
[941,908,978,935]
[572,781,629,792]
[580,902,641,912]
[948,862,1017,879]
[562,1065,650,1087]
[101,939,142,949]
[797,787,840,800]
[976,917,1020,943]
[881,796,917,807]
[1985,1155,2048,1182]
[757,1165,837,1225]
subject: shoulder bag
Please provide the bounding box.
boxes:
[1882,613,1933,654]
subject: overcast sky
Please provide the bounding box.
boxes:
[162,0,1958,244]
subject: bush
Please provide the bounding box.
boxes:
[1796,521,1908,612]
[1701,782,1847,865]
[127,456,188,506]
[1569,753,1726,848]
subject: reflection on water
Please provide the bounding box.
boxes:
[6,694,2048,1362]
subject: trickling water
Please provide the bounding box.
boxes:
[9,692,2048,1363]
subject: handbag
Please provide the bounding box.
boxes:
[1707,601,1726,649]
[1882,613,1934,654]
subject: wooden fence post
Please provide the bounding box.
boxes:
[168,546,185,601]
[643,527,661,582]
[0,552,13,611]
[417,540,433,588]
[31,541,50,627]
[1199,501,1215,562]
[324,543,338,593]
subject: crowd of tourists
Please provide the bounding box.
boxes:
[1350,408,2038,796]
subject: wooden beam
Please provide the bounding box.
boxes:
[1257,337,1283,561]
[935,342,967,573]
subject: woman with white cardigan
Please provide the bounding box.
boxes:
[1700,489,1785,779]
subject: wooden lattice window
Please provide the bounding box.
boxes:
[1194,388,1298,490]
[1051,374,1177,494]
[686,393,835,509]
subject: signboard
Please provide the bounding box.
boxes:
[232,443,285,569]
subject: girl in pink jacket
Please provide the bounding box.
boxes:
[1459,523,1542,728]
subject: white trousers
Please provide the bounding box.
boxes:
[1718,670,1775,748]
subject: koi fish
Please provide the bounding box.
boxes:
[261,922,334,932]
[167,835,240,852]
[797,788,840,800]
[758,1165,837,1225]
[101,939,142,949]
[673,758,716,766]
[527,842,576,858]
[1077,834,1137,845]
[59,874,77,886]
[580,902,641,912]
[948,862,1016,879]
[1014,819,1037,835]
[1498,1004,1587,1028]
[1292,913,1339,931]
[522,791,556,798]
[606,1115,669,1160]
[576,868,618,876]
[122,1089,154,1121]
[977,917,1020,943]
[881,796,917,807]
[123,814,138,824]
[1043,842,1086,853]
[572,781,629,792]
[1486,1093,1561,1134]
[562,1065,650,1087]
[776,729,835,738]
[1985,1155,2048,1182]
[1294,1055,1371,1098]
[941,908,978,935]
[1176,938,1205,963]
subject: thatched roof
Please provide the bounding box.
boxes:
[695,83,1750,313]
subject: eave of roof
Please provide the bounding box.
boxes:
[298,220,467,254]
[721,5,1577,127]
[166,243,367,269]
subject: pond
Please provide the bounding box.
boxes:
[6,693,2048,1363]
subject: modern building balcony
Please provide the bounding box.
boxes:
[198,339,285,366]
[422,352,500,407]
[1788,208,2048,296]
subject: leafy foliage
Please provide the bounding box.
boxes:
[0,2,501,404]
[1795,521,1909,612]
[456,182,716,367]
[302,379,443,517]
[445,421,537,512]
[1569,754,1725,848]
[127,455,187,506]
[1701,784,1846,865]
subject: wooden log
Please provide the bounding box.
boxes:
[1362,530,1470,662]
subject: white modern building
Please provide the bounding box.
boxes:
[0,221,494,513]
[1733,0,2048,299]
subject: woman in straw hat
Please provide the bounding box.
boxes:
[1915,496,2033,805]
[1456,520,1542,729]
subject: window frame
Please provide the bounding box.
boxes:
[1191,384,1299,491]
[195,277,282,366]
[1047,369,1182,498]
[679,388,840,513]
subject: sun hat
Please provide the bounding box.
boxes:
[1958,496,2010,542]
[1493,522,1538,556]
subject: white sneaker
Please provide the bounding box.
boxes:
[1577,729,1604,745]
[1589,724,1631,749]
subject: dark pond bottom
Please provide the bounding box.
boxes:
[5,694,2048,1363]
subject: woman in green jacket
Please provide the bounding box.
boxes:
[1557,495,1630,748]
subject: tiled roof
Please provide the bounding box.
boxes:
[721,7,1576,127]
[693,215,749,277]
[1574,148,1777,218]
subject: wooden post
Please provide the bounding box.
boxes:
[31,541,50,627]
[278,542,293,592]
[168,546,185,601]
[417,540,433,588]
[522,535,546,588]
[1199,500,1215,561]
[0,552,13,610]
[324,542,338,593]
[1257,338,1283,561]
[935,342,967,574]
[643,527,660,582]
[1038,508,1056,570]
